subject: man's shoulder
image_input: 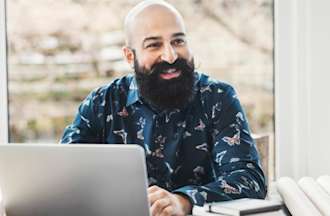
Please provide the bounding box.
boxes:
[196,72,234,94]
[83,74,133,107]
[92,74,133,96]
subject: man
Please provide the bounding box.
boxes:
[61,0,267,215]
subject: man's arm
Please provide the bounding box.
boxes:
[173,85,267,206]
[60,88,105,144]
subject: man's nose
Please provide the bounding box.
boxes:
[160,44,178,64]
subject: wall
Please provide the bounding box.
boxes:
[305,0,330,177]
[276,0,330,179]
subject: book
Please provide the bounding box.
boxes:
[206,198,283,216]
[193,208,287,216]
[193,206,218,216]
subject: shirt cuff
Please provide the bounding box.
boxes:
[173,185,206,207]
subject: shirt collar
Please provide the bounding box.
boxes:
[126,75,140,107]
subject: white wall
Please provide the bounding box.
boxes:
[0,0,8,144]
[276,0,330,179]
[305,0,330,177]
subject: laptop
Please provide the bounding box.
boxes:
[0,144,150,216]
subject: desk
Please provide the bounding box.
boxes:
[0,183,289,216]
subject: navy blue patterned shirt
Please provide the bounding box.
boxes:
[61,72,266,206]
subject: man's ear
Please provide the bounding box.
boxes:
[122,46,135,67]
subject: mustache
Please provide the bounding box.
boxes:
[148,58,193,75]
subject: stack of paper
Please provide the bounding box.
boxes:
[277,176,330,216]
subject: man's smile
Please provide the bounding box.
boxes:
[159,68,181,80]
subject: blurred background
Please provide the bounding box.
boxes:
[6,0,274,143]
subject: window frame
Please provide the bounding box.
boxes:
[0,0,8,144]
[274,0,310,179]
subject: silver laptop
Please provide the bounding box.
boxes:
[0,144,150,216]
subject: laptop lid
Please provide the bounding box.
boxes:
[0,144,150,216]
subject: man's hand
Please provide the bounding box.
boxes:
[148,185,192,216]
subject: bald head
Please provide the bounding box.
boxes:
[121,0,193,74]
[124,0,186,47]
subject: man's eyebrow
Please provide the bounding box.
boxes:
[142,32,186,45]
[172,32,186,38]
[142,36,162,44]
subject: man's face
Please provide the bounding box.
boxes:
[125,6,195,110]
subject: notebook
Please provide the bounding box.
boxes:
[207,198,283,216]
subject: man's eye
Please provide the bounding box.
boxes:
[146,43,161,49]
[173,39,185,46]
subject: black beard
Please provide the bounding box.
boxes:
[134,57,195,111]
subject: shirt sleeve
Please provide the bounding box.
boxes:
[173,84,267,206]
[60,88,106,144]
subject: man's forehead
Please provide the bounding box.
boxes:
[132,11,185,45]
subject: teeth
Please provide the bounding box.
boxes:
[165,68,177,73]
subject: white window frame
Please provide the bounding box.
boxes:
[275,0,310,179]
[0,0,8,144]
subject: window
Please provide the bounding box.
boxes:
[4,0,274,176]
